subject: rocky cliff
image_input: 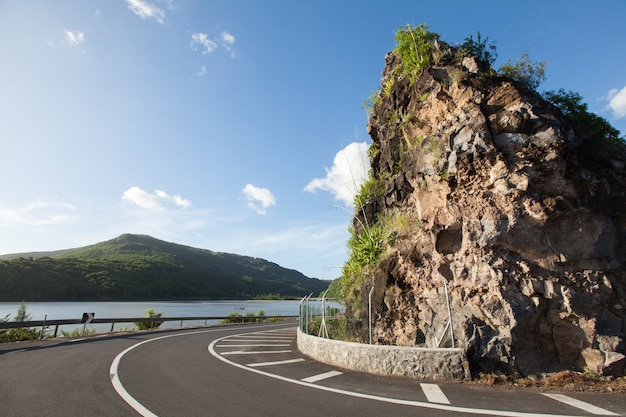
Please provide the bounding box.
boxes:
[355,39,626,377]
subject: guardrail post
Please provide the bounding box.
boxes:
[40,314,47,340]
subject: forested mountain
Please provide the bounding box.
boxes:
[0,234,329,301]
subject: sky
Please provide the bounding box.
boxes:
[1,0,625,281]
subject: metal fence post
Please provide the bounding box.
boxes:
[444,280,455,348]
[368,286,374,344]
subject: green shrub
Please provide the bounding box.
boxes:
[499,51,546,90]
[459,31,497,66]
[353,175,384,209]
[544,89,624,144]
[362,90,380,116]
[394,24,440,76]
[61,328,96,337]
[0,303,44,343]
[135,308,163,330]
[221,310,266,324]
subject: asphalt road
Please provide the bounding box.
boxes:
[1,322,624,417]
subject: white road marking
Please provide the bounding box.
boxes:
[109,325,619,417]
[110,324,295,417]
[216,343,290,347]
[420,383,450,404]
[247,358,305,367]
[542,393,619,416]
[221,338,292,342]
[221,350,292,355]
[209,331,595,417]
[301,370,343,383]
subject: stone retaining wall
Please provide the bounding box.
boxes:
[297,328,471,380]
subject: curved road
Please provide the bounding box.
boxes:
[1,322,624,416]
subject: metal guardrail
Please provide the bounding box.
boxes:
[0,315,298,338]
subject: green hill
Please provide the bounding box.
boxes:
[0,234,329,301]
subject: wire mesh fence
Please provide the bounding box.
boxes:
[300,281,457,348]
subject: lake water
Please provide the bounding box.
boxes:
[0,299,322,335]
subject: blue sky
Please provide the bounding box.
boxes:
[1,0,625,281]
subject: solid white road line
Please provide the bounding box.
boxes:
[542,393,619,416]
[221,350,292,355]
[420,383,450,404]
[247,358,305,367]
[301,371,343,383]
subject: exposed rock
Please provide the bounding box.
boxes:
[357,46,626,377]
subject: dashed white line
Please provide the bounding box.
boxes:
[216,344,290,347]
[221,339,292,342]
[221,350,292,355]
[420,383,450,404]
[247,358,305,367]
[542,393,619,416]
[301,370,343,383]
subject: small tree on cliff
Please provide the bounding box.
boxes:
[544,89,624,144]
[499,51,547,90]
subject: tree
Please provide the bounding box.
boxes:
[460,31,497,66]
[15,301,31,322]
[499,51,546,90]
[544,89,624,144]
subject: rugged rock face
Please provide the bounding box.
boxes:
[360,47,626,377]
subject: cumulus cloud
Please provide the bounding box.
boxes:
[242,184,276,215]
[190,33,217,54]
[126,0,166,24]
[304,142,369,207]
[606,86,626,119]
[64,29,85,46]
[122,187,192,210]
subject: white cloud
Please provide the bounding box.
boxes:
[122,186,192,210]
[126,0,166,24]
[221,31,236,58]
[221,31,235,45]
[606,86,626,119]
[197,65,207,76]
[304,142,370,207]
[242,184,276,215]
[191,33,217,54]
[0,201,77,226]
[64,29,85,46]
